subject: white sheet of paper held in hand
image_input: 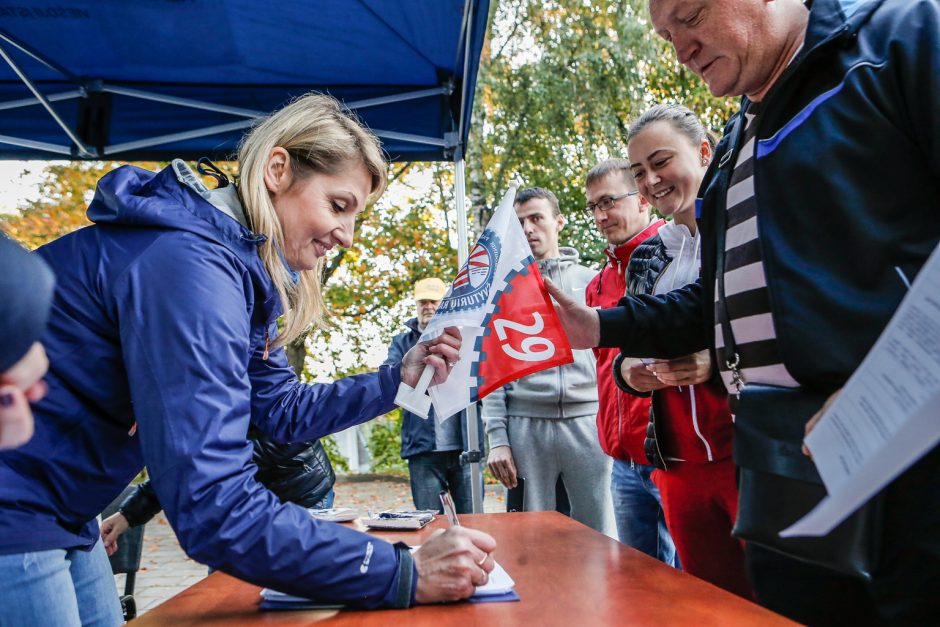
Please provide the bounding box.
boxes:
[781,244,940,538]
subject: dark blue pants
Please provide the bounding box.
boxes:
[407,451,475,514]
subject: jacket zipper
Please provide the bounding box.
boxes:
[615,265,628,459]
[650,258,673,296]
[748,22,853,338]
[659,234,711,459]
[555,259,567,418]
[649,400,668,471]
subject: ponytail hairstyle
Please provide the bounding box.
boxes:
[237,93,388,347]
[629,103,715,152]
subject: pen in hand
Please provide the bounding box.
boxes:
[438,490,495,578]
[439,490,461,527]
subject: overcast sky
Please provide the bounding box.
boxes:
[0,161,51,215]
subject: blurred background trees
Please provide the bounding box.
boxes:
[466,0,735,264]
[1,0,735,472]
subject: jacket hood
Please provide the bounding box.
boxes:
[658,221,698,258]
[404,317,421,334]
[86,163,266,265]
[535,246,581,271]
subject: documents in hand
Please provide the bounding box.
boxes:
[782,243,940,537]
[362,510,436,530]
[259,561,518,610]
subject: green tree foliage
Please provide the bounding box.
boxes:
[365,410,407,475]
[320,434,351,474]
[2,162,135,248]
[3,1,739,472]
[467,0,737,264]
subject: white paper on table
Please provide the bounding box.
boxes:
[408,546,514,596]
[474,560,515,596]
[781,244,940,537]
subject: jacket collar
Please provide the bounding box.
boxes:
[534,246,581,272]
[603,218,666,266]
[805,0,883,44]
[405,317,422,335]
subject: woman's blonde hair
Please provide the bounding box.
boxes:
[237,92,388,347]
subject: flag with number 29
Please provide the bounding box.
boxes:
[420,185,574,419]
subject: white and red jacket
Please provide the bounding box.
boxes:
[620,221,733,468]
[586,219,665,464]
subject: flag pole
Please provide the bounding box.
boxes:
[454,150,484,514]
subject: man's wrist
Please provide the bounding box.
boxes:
[612,354,652,397]
[487,430,510,449]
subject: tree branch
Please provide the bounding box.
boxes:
[321,248,348,286]
[495,8,525,60]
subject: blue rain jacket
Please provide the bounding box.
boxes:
[0,164,416,608]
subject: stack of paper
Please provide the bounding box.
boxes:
[468,561,519,603]
[362,510,436,530]
[258,589,343,611]
[307,507,359,522]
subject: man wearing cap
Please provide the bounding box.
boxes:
[385,278,480,513]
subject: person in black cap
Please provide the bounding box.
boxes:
[0,235,55,450]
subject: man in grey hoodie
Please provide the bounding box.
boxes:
[484,187,615,536]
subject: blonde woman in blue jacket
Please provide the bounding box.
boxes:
[0,93,495,626]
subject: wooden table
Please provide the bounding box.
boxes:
[132,512,795,626]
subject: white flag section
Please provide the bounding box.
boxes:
[781,243,940,537]
[410,186,573,420]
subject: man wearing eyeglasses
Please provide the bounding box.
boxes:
[582,160,677,565]
[483,187,615,536]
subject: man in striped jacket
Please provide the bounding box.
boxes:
[547,0,940,624]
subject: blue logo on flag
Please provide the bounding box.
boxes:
[438,229,502,314]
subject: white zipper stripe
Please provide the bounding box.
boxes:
[688,385,713,461]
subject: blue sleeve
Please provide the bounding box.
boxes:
[116,235,415,608]
[598,280,708,357]
[247,343,400,444]
[383,332,406,366]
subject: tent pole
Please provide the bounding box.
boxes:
[0,42,94,158]
[454,152,483,514]
[0,90,83,112]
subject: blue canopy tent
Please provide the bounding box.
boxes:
[0,0,488,163]
[0,0,492,512]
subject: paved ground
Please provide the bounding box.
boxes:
[115,477,506,615]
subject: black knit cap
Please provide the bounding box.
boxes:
[0,235,55,373]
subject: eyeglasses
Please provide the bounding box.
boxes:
[584,191,638,214]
